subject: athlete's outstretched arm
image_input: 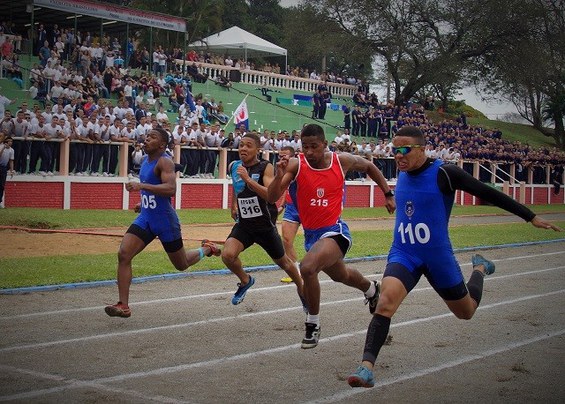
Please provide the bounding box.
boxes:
[439,164,562,232]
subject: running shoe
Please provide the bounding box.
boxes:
[301,322,321,349]
[104,302,131,318]
[472,254,495,275]
[280,276,293,283]
[364,280,380,314]
[347,365,375,388]
[231,276,255,305]
[201,239,221,257]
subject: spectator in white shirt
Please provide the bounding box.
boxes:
[260,129,273,151]
[289,130,302,152]
[155,105,169,124]
[123,80,133,108]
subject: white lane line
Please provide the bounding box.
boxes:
[0,365,190,404]
[303,329,565,404]
[1,265,563,354]
[2,250,564,321]
[0,289,563,402]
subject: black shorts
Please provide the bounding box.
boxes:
[127,223,184,253]
[227,224,285,260]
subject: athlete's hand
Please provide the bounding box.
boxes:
[276,154,289,177]
[384,197,395,214]
[134,203,141,213]
[125,181,142,192]
[236,165,250,183]
[531,216,562,231]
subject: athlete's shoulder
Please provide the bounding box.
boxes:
[229,159,242,171]
[438,161,467,179]
[156,153,174,168]
[336,150,355,164]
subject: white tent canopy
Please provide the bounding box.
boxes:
[189,26,287,66]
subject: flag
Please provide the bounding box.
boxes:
[234,99,249,130]
[185,91,196,112]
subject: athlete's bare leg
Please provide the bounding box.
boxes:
[281,220,300,262]
[299,238,371,315]
[273,253,304,299]
[221,237,251,284]
[167,244,215,271]
[116,232,147,306]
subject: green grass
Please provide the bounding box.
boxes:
[0,208,234,228]
[1,216,564,289]
[467,117,556,149]
[1,205,563,229]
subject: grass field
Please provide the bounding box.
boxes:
[1,205,564,229]
[1,206,564,289]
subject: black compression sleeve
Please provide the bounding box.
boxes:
[437,164,536,222]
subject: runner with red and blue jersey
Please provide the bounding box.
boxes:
[267,124,395,349]
[279,146,301,283]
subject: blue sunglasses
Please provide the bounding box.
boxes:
[392,144,423,156]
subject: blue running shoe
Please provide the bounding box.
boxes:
[472,254,495,275]
[347,365,375,388]
[231,276,255,305]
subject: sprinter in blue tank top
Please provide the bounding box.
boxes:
[348,125,562,388]
[105,128,221,318]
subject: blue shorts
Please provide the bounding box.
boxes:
[282,202,300,223]
[303,220,352,254]
[386,245,467,300]
[132,210,182,244]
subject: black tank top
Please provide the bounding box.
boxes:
[233,159,276,230]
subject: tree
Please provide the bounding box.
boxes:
[475,0,565,149]
[280,4,373,79]
[310,0,523,106]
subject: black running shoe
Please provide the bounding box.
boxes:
[364,280,380,314]
[301,322,321,349]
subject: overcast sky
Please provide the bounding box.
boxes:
[280,0,301,6]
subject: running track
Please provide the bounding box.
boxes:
[1,243,564,403]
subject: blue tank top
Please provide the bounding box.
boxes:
[139,154,175,215]
[392,159,454,254]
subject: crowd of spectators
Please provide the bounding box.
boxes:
[0,96,246,178]
[346,85,565,183]
[0,20,563,185]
